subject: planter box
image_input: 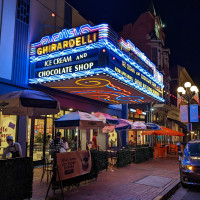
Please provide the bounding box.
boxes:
[0,157,33,200]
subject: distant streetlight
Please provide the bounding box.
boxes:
[177,82,199,140]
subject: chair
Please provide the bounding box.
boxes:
[170,144,176,155]
[41,157,53,184]
[159,147,164,158]
[164,146,167,159]
[154,147,159,159]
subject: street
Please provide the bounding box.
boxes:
[170,185,200,200]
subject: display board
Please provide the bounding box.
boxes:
[56,150,91,181]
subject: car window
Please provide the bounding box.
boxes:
[188,143,200,156]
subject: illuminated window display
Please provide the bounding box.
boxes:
[108,130,118,148]
[0,112,17,155]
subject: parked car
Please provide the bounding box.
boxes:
[178,140,200,187]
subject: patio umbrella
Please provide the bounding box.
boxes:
[155,126,184,136]
[132,121,146,130]
[92,112,119,125]
[55,111,104,151]
[146,123,161,130]
[55,111,104,130]
[115,121,132,132]
[102,118,132,133]
[102,125,115,133]
[142,126,184,136]
[0,90,60,116]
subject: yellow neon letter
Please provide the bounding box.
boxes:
[63,41,69,49]
[42,46,49,54]
[69,39,75,48]
[82,35,87,45]
[76,37,82,46]
[57,42,63,50]
[51,44,57,52]
[37,48,43,55]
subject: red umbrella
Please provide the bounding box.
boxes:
[142,126,184,136]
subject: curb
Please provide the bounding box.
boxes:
[153,179,180,200]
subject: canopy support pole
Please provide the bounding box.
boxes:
[76,126,79,151]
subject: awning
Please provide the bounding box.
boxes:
[142,126,184,136]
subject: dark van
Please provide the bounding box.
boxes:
[179,140,200,187]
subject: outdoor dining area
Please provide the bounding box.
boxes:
[0,89,185,200]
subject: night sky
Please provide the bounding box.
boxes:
[67,0,200,86]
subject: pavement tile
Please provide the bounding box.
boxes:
[32,155,179,200]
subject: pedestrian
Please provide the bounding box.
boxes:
[2,136,23,159]
[92,131,98,149]
[49,132,64,157]
[60,137,69,152]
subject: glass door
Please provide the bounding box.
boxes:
[33,118,45,161]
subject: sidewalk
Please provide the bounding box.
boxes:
[32,155,180,200]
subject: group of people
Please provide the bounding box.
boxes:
[49,131,99,156]
[1,131,99,159]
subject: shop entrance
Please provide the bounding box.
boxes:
[27,116,54,165]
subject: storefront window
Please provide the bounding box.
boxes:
[0,112,17,155]
[134,114,139,118]
[108,130,118,148]
[140,115,145,119]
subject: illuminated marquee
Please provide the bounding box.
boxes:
[29,24,165,104]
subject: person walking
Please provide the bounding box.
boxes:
[2,136,23,158]
[92,131,98,149]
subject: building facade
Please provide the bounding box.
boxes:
[0,0,164,164]
[119,5,187,145]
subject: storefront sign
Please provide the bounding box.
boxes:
[36,61,97,78]
[35,49,98,69]
[136,109,143,115]
[56,150,91,181]
[36,32,98,56]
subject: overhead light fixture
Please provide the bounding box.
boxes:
[69,108,73,111]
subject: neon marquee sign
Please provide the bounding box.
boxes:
[29,24,165,103]
[30,23,163,86]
